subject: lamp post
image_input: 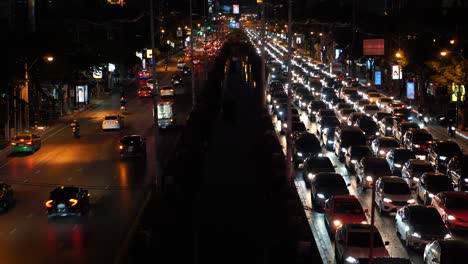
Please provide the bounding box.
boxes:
[23,55,54,132]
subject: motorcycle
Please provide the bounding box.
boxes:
[448,125,456,138]
[164,64,168,71]
[72,126,80,138]
[120,105,126,114]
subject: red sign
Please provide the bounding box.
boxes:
[363,39,385,56]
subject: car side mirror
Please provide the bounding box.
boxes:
[384,241,390,246]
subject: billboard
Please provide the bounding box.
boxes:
[363,39,385,56]
[233,4,239,14]
[392,65,402,80]
[76,85,88,103]
[451,83,466,102]
[375,71,381,85]
[406,82,415,99]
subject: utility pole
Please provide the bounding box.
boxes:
[150,0,161,191]
[286,0,293,185]
[190,0,196,109]
[369,181,376,264]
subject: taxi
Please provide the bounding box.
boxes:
[11,133,41,153]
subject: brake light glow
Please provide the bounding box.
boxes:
[69,199,78,206]
[119,145,123,150]
[45,200,53,208]
[11,142,16,146]
[26,142,32,145]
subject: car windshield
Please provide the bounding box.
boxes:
[365,161,391,175]
[384,181,411,195]
[412,133,433,142]
[334,201,364,214]
[351,147,371,158]
[402,123,419,131]
[317,176,344,186]
[14,135,31,140]
[105,116,118,120]
[411,209,444,225]
[445,196,468,209]
[347,231,385,247]
[436,143,462,155]
[382,118,395,125]
[380,98,392,103]
[50,187,78,200]
[365,105,380,111]
[139,87,151,91]
[412,164,435,174]
[375,113,392,121]
[122,136,141,144]
[320,110,335,117]
[321,117,340,127]
[379,139,400,148]
[394,108,411,115]
[341,109,355,115]
[394,151,416,163]
[307,158,333,169]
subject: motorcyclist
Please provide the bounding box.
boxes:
[448,118,456,137]
[164,63,168,71]
[70,119,80,136]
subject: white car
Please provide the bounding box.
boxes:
[102,115,124,130]
[176,60,185,68]
[375,176,416,215]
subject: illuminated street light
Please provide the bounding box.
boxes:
[450,39,455,45]
[440,50,448,57]
[395,52,402,58]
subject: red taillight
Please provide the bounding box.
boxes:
[26,142,32,145]
[45,200,53,208]
[119,145,123,150]
[11,142,16,146]
[69,199,78,206]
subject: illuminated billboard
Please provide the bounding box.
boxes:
[233,4,239,14]
[363,39,384,56]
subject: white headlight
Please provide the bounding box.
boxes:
[366,176,373,182]
[386,127,392,130]
[328,140,334,144]
[376,132,380,135]
[464,178,468,183]
[383,198,392,203]
[448,215,456,221]
[333,220,342,226]
[308,173,314,179]
[323,128,329,133]
[412,232,421,238]
[407,199,416,204]
[345,256,358,264]
[283,123,287,128]
[440,156,447,161]
[429,193,434,198]
[341,148,347,152]
[279,111,283,115]
[351,160,357,164]
[297,152,303,157]
[379,150,386,155]
[317,193,325,199]
[444,234,452,239]
[394,164,402,168]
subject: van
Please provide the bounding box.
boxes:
[334,125,366,160]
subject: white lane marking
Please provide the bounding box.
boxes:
[23,179,29,183]
[41,125,68,142]
[9,228,16,235]
[0,160,13,169]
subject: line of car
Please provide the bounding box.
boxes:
[261,34,468,264]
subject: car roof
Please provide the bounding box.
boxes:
[379,176,406,183]
[331,194,359,202]
[435,238,468,249]
[376,136,398,141]
[406,158,431,165]
[342,223,376,232]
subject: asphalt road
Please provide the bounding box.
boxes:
[0,59,194,264]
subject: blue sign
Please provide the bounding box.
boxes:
[375,71,381,85]
[407,82,415,100]
[229,21,236,29]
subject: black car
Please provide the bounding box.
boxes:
[379,116,399,136]
[344,145,373,174]
[386,148,416,175]
[310,172,350,209]
[307,100,327,121]
[181,66,191,75]
[393,121,420,144]
[356,117,379,141]
[321,126,336,151]
[45,186,90,217]
[0,183,15,211]
[171,74,183,85]
[416,172,454,205]
[302,156,335,187]
[403,128,433,155]
[428,140,463,172]
[293,132,321,168]
[424,239,468,264]
[356,157,393,190]
[446,155,468,192]
[316,116,340,137]
[119,135,147,159]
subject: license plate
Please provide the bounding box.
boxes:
[128,146,134,152]
[57,203,66,209]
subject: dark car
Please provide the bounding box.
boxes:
[298,94,315,110]
[293,132,321,168]
[356,117,379,141]
[307,100,327,121]
[416,172,454,205]
[171,74,183,85]
[347,112,367,126]
[373,111,393,124]
[393,121,420,144]
[403,128,433,156]
[379,116,400,136]
[395,205,451,250]
[0,183,15,211]
[428,140,463,172]
[290,121,307,137]
[329,97,346,109]
[392,107,413,122]
[424,239,468,264]
[446,155,468,192]
[45,186,90,218]
[316,116,340,137]
[345,145,373,174]
[356,157,392,190]
[181,66,191,75]
[371,137,401,158]
[401,159,435,190]
[386,148,416,175]
[310,172,350,209]
[119,135,147,159]
[303,156,335,187]
[321,126,336,151]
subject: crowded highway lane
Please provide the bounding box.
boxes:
[0,65,193,263]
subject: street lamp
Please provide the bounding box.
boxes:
[23,55,54,131]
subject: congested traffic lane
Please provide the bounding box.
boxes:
[0,63,193,264]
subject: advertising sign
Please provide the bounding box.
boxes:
[375,71,381,85]
[406,82,415,99]
[451,83,466,102]
[76,85,88,103]
[363,39,385,56]
[392,65,402,80]
[233,4,239,14]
